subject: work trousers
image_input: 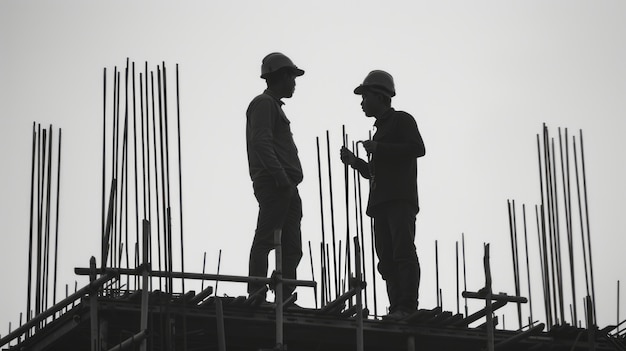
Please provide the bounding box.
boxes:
[373,201,420,313]
[248,178,303,298]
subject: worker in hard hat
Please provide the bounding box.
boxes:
[340,70,425,321]
[245,52,305,304]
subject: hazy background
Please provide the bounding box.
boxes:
[1,0,625,334]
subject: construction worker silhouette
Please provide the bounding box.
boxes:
[341,70,425,320]
[245,53,304,303]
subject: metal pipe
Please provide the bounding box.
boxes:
[494,323,545,350]
[76,266,318,287]
[106,330,147,351]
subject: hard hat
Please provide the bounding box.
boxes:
[260,52,305,79]
[353,70,396,97]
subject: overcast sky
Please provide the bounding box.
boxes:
[1,0,626,335]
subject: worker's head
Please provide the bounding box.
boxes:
[354,70,394,117]
[261,53,304,99]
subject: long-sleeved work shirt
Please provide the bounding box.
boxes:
[246,90,303,186]
[353,108,425,216]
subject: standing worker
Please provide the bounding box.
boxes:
[340,70,425,320]
[246,52,305,304]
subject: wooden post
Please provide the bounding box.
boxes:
[354,236,364,351]
[89,257,100,351]
[484,244,494,351]
[216,297,226,351]
[139,220,150,351]
[274,229,284,350]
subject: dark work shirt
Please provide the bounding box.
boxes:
[246,90,303,186]
[353,108,425,216]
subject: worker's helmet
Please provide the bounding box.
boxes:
[260,52,305,79]
[353,70,396,97]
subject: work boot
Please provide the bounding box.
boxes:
[382,309,411,321]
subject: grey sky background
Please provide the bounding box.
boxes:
[1,1,625,333]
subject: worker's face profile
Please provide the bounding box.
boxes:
[360,91,379,117]
[282,71,297,98]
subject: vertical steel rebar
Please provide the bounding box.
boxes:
[102,68,107,268]
[27,123,36,325]
[132,63,140,276]
[52,128,62,306]
[579,130,597,324]
[456,241,460,315]
[308,241,317,308]
[462,233,468,318]
[572,138,591,309]
[315,137,327,305]
[215,249,222,296]
[326,131,339,297]
[150,70,163,290]
[176,64,186,295]
[342,126,351,297]
[522,205,534,326]
[435,240,440,307]
[354,143,367,311]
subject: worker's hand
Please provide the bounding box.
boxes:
[362,140,378,154]
[340,146,356,166]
